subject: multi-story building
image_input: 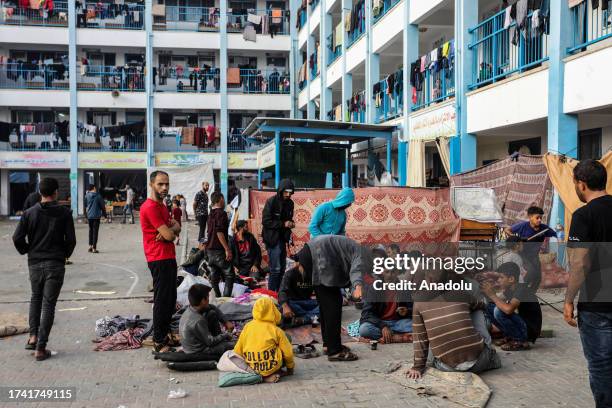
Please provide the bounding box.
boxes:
[0,0,291,216]
[294,0,612,223]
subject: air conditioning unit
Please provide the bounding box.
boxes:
[111,90,120,98]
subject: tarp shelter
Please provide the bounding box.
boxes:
[242,118,398,188]
[451,154,554,226]
[249,187,461,253]
[543,151,612,239]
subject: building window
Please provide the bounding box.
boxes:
[579,128,602,160]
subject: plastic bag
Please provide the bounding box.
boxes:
[176,273,214,307]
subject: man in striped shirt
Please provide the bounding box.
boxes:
[406,271,501,379]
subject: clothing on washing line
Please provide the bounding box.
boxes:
[182,127,195,145]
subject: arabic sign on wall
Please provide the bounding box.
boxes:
[408,103,457,141]
[228,153,258,170]
[79,152,147,169]
[0,152,70,169]
[257,141,276,169]
[154,152,258,170]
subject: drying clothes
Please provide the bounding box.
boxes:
[504,6,512,28]
[227,67,241,84]
[93,328,145,351]
[442,41,450,58]
[344,11,351,31]
[206,125,216,144]
[243,24,256,41]
[335,22,343,48]
[531,9,540,37]
[271,8,282,24]
[568,0,584,7]
[420,55,426,72]
[182,127,195,145]
[247,13,261,24]
[152,3,165,16]
[516,0,529,31]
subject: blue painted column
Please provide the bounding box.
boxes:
[220,0,229,199]
[289,0,298,118]
[145,0,154,168]
[453,0,478,173]
[325,172,333,188]
[257,169,262,189]
[341,0,351,122]
[320,6,332,118]
[386,136,392,172]
[401,1,418,186]
[548,0,578,227]
[275,130,281,188]
[344,148,351,187]
[365,0,378,124]
[68,0,78,217]
[306,2,315,119]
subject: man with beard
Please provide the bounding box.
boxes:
[193,181,210,242]
[564,159,612,408]
[140,171,181,353]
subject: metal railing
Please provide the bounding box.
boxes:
[469,9,549,89]
[328,45,342,66]
[77,3,144,29]
[155,68,220,93]
[374,75,404,123]
[77,65,145,91]
[2,128,70,151]
[412,65,455,112]
[155,128,255,152]
[160,6,219,31]
[347,4,366,48]
[227,9,289,35]
[310,57,319,80]
[229,128,259,152]
[227,69,290,94]
[0,0,68,27]
[372,0,402,25]
[347,91,366,123]
[310,0,320,10]
[0,66,69,90]
[568,0,612,54]
[78,129,146,152]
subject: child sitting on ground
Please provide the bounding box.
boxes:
[233,297,294,383]
[179,284,235,358]
[482,262,542,351]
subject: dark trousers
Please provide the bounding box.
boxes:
[522,253,541,291]
[578,310,612,408]
[148,258,178,344]
[88,218,101,248]
[266,242,286,292]
[28,260,65,351]
[207,249,234,298]
[197,214,208,242]
[314,285,343,356]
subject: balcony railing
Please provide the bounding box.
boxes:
[374,74,404,123]
[77,65,145,92]
[227,69,290,94]
[229,128,260,152]
[310,0,320,10]
[372,0,402,25]
[568,0,612,54]
[0,0,68,27]
[227,9,289,35]
[412,65,455,112]
[310,58,319,80]
[77,3,144,29]
[78,124,146,152]
[328,45,342,65]
[469,9,549,89]
[159,6,219,31]
[2,125,69,151]
[347,91,366,123]
[0,66,69,90]
[347,3,366,48]
[155,67,220,93]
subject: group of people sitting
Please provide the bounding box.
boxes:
[164,179,548,383]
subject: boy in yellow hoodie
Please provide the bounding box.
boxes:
[234,297,295,382]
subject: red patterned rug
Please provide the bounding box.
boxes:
[249,187,461,255]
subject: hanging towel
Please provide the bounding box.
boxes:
[181,127,195,145]
[152,4,165,16]
[420,55,426,72]
[344,11,351,31]
[442,41,450,58]
[516,0,528,30]
[247,13,261,24]
[227,67,241,84]
[271,8,282,24]
[243,24,256,41]
[504,6,512,28]
[568,0,584,7]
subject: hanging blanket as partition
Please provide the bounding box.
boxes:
[451,154,554,226]
[249,187,460,253]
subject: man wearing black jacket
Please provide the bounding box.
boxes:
[359,268,412,343]
[261,178,295,292]
[230,220,262,280]
[279,263,318,327]
[13,177,76,361]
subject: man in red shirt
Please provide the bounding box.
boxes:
[140,171,181,353]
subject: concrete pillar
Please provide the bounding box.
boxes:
[320,9,333,118]
[401,1,418,185]
[289,0,298,118]
[452,0,478,173]
[145,0,155,168]
[68,0,78,217]
[220,0,229,199]
[0,169,8,216]
[365,0,379,123]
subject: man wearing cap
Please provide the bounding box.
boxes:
[262,179,295,292]
[230,219,262,280]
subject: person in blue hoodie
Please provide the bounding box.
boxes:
[85,184,106,253]
[308,188,355,237]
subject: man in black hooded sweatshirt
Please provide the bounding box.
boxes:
[13,177,76,361]
[262,178,295,292]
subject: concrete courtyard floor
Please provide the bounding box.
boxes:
[0,219,595,407]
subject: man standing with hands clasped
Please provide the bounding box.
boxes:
[193,181,210,243]
[563,159,612,408]
[140,171,181,353]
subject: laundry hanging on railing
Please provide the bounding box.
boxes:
[373,69,403,108]
[410,40,454,101]
[503,0,550,45]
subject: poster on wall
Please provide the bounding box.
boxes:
[408,103,457,142]
[256,141,276,169]
[0,152,70,169]
[154,153,217,168]
[228,153,258,170]
[78,152,147,169]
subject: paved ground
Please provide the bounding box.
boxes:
[0,219,595,408]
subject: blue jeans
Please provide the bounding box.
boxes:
[359,318,413,340]
[578,310,612,408]
[486,302,528,342]
[122,204,134,223]
[287,299,319,323]
[266,243,286,292]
